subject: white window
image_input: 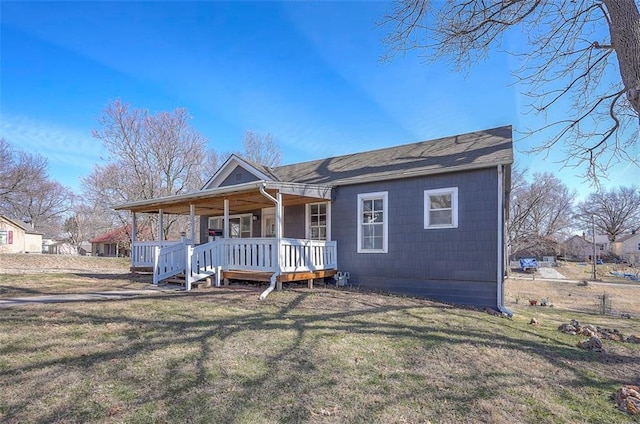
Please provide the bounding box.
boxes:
[306,202,330,240]
[424,187,458,229]
[0,230,7,245]
[357,192,388,253]
[208,214,252,238]
[637,242,640,251]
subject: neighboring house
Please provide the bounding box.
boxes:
[562,234,611,261]
[43,240,91,255]
[611,231,640,266]
[90,226,134,257]
[0,215,43,254]
[511,237,559,261]
[115,126,513,310]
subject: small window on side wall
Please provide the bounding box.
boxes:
[424,187,458,229]
[357,191,388,253]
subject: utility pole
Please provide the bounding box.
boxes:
[592,217,597,280]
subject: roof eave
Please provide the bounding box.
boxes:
[328,159,514,187]
[113,180,333,212]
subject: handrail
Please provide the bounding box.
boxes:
[153,242,187,285]
[153,237,338,289]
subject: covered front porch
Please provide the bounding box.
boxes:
[116,181,338,298]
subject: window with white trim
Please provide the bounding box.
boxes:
[306,202,329,240]
[357,192,388,253]
[208,214,252,238]
[424,187,458,229]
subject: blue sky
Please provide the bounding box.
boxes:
[1,1,636,198]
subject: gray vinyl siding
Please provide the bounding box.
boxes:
[219,165,260,187]
[331,168,499,309]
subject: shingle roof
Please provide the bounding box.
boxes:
[0,215,40,234]
[268,126,513,186]
[616,232,640,243]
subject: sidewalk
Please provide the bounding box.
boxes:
[0,288,182,308]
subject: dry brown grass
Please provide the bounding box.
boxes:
[0,253,130,274]
[0,254,639,423]
[552,261,639,284]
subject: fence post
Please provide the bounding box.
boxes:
[185,244,193,291]
[153,245,161,286]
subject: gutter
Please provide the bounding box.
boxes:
[496,165,513,317]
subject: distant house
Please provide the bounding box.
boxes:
[90,226,134,257]
[0,215,43,254]
[611,231,640,266]
[115,126,513,310]
[43,240,91,256]
[562,234,610,261]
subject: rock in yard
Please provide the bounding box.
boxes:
[615,385,640,416]
[627,335,640,344]
[558,323,577,335]
[577,335,604,352]
[529,317,539,326]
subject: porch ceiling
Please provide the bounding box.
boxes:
[114,181,333,215]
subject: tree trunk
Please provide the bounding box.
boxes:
[603,0,640,116]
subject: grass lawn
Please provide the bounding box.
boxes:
[0,262,639,423]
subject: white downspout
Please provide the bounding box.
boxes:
[496,165,512,317]
[259,184,280,300]
[497,165,503,307]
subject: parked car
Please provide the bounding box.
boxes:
[520,257,539,272]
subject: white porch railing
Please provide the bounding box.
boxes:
[280,238,337,272]
[152,241,188,285]
[220,238,278,272]
[186,242,222,290]
[146,238,337,289]
[132,240,186,268]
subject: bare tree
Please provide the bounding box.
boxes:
[86,99,218,239]
[0,138,48,200]
[576,185,640,242]
[240,130,281,167]
[63,201,112,251]
[0,139,73,237]
[382,0,640,181]
[509,171,576,258]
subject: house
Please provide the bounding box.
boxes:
[562,234,611,261]
[115,126,513,310]
[0,215,43,254]
[90,225,134,257]
[611,230,640,266]
[43,240,91,255]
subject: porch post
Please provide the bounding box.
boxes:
[131,212,137,267]
[275,192,283,239]
[189,203,196,243]
[158,209,164,243]
[276,192,283,291]
[223,199,230,239]
[132,212,137,243]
